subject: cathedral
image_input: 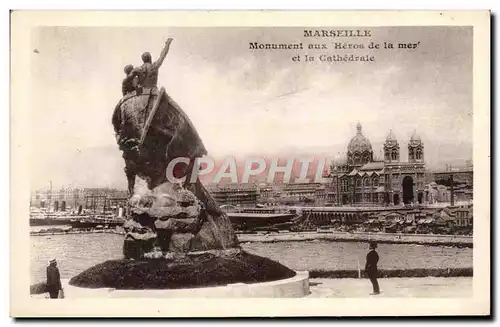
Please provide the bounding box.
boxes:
[328,122,426,206]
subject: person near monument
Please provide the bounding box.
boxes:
[365,241,380,295]
[46,258,63,299]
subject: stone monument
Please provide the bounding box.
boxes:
[67,39,306,294]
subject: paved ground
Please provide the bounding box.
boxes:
[33,277,472,299]
[308,277,472,298]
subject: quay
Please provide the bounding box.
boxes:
[237,230,472,247]
[30,228,123,237]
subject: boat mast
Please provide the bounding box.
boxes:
[48,180,53,213]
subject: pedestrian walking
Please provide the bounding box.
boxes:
[365,241,380,295]
[46,258,63,299]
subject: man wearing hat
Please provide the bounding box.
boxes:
[365,242,380,295]
[46,259,62,299]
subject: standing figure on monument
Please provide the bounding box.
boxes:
[137,38,173,91]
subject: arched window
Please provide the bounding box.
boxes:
[364,177,370,186]
[416,148,423,160]
[391,151,398,161]
[385,150,390,161]
[373,177,379,187]
[356,179,361,187]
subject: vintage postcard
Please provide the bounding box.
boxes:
[10,10,490,317]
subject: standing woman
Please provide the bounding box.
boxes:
[365,242,380,295]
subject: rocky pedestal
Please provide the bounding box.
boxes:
[122,178,239,260]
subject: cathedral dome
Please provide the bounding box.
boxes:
[347,122,373,154]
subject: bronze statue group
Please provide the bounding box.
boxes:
[112,38,174,195]
[122,38,173,97]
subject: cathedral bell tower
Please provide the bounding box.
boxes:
[408,130,424,163]
[384,130,400,163]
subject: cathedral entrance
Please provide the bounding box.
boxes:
[402,176,414,204]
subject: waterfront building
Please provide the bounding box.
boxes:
[314,185,328,205]
[30,187,86,211]
[424,181,472,205]
[206,183,259,207]
[425,182,451,204]
[253,182,326,206]
[453,185,473,203]
[432,165,473,204]
[328,123,426,206]
[30,187,128,213]
[281,182,322,203]
[455,205,473,228]
[257,184,275,198]
[434,166,473,187]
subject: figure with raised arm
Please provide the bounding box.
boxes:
[137,38,173,91]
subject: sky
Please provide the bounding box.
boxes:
[28,26,473,190]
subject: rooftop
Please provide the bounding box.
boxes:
[359,161,385,171]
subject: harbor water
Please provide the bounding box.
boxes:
[30,233,472,284]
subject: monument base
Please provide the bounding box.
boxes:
[52,271,309,298]
[68,249,302,293]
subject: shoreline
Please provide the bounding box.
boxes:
[29,229,121,236]
[30,229,472,247]
[237,231,472,247]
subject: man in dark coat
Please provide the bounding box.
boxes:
[46,259,62,299]
[365,241,380,295]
